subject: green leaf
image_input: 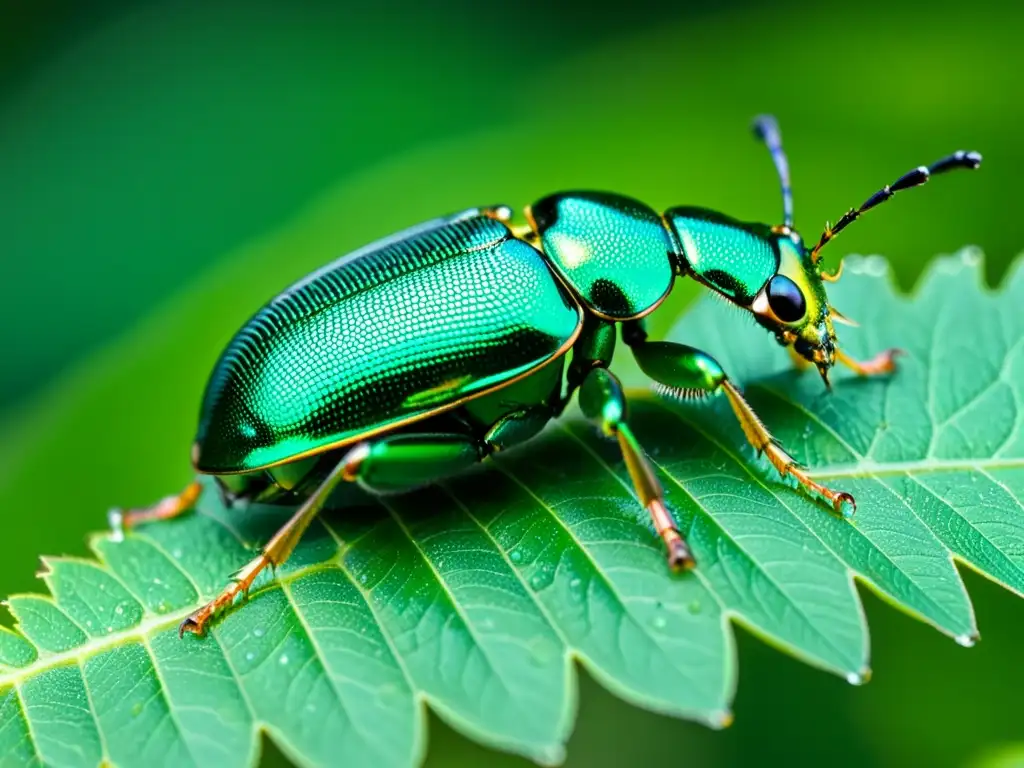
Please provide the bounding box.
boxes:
[0,250,1020,767]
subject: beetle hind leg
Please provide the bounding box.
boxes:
[108,480,203,540]
[179,432,487,637]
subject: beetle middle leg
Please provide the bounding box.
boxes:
[629,339,855,517]
[577,366,695,571]
[179,433,485,636]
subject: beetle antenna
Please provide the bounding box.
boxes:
[752,114,794,228]
[811,150,982,264]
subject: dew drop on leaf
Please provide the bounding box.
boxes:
[955,634,977,648]
[245,651,255,662]
[510,550,522,564]
[537,744,566,767]
[253,627,265,638]
[529,570,553,591]
[279,654,289,665]
[651,614,667,630]
[172,548,183,559]
[688,600,702,614]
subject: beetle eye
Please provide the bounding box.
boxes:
[766,275,806,323]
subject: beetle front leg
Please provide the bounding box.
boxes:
[179,433,485,637]
[578,366,695,571]
[630,340,855,517]
[108,480,203,539]
[835,347,903,377]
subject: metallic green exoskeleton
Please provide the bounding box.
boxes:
[111,116,982,637]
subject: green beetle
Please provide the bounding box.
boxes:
[111,116,981,636]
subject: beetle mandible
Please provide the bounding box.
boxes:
[110,115,982,636]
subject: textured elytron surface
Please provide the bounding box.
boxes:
[194,212,582,473]
[530,191,674,319]
[665,207,779,304]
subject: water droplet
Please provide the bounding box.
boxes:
[478,618,494,631]
[105,626,113,634]
[359,574,368,584]
[305,703,317,713]
[153,577,163,586]
[172,548,183,559]
[157,601,169,613]
[955,633,977,648]
[569,577,581,589]
[846,670,869,686]
[279,654,289,665]
[536,744,566,767]
[245,651,255,662]
[529,571,552,591]
[839,497,856,519]
[253,627,265,638]
[651,614,667,630]
[510,550,522,564]
[115,605,124,615]
[86,620,93,628]
[99,584,107,592]
[688,600,701,615]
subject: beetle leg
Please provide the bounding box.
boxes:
[628,339,855,517]
[835,347,903,377]
[179,434,487,636]
[578,366,695,571]
[108,481,203,539]
[179,448,358,637]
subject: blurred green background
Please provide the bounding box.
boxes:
[1,0,1021,766]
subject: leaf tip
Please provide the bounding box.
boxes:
[955,633,978,648]
[846,667,871,686]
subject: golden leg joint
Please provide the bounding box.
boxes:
[720,380,855,516]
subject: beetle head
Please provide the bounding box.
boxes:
[742,114,980,387]
[749,225,841,385]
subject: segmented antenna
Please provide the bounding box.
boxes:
[753,114,794,228]
[811,150,982,264]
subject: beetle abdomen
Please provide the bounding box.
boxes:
[194,211,582,474]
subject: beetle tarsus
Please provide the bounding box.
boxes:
[720,379,856,514]
[180,552,272,637]
[111,481,203,535]
[836,347,904,377]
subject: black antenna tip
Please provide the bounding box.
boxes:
[964,150,983,169]
[752,114,779,141]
